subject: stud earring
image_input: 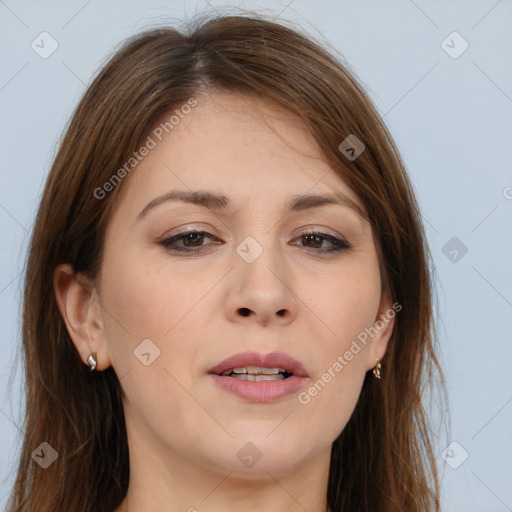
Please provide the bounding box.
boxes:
[372,359,381,379]
[87,352,98,371]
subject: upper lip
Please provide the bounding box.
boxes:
[208,350,309,378]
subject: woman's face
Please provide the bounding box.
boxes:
[91,91,393,477]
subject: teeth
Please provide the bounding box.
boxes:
[230,373,285,381]
[222,366,286,376]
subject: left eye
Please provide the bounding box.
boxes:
[293,231,351,252]
[159,230,351,253]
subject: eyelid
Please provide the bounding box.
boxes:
[292,230,352,251]
[159,224,347,243]
[294,225,349,243]
[158,229,219,246]
[158,226,352,254]
[159,223,218,238]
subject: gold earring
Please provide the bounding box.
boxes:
[372,360,381,379]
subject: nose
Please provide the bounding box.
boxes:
[224,240,297,327]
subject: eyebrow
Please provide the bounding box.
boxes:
[136,189,367,221]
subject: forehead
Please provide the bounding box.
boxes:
[110,91,366,223]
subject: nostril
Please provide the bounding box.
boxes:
[239,307,251,316]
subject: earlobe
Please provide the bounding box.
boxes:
[53,263,111,371]
[366,295,397,372]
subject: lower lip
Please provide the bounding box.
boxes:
[208,374,309,403]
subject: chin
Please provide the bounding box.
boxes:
[205,437,314,476]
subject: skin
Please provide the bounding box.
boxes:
[54,91,394,512]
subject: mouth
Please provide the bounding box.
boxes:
[207,350,310,403]
[207,350,309,378]
[218,366,294,381]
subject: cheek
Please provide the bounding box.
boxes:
[98,243,205,381]
[304,255,382,348]
[295,359,367,447]
[98,249,206,429]
[100,243,207,336]
[295,298,376,444]
[293,257,380,434]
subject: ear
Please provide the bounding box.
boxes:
[53,263,112,371]
[365,293,398,371]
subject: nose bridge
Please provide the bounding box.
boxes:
[235,231,285,289]
[228,229,295,324]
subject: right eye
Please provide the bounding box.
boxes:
[159,230,222,253]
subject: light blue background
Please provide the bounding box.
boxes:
[1,1,511,510]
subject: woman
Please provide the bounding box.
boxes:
[7,12,445,512]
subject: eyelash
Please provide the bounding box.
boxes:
[159,229,352,254]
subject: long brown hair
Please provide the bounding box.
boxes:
[7,12,446,512]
